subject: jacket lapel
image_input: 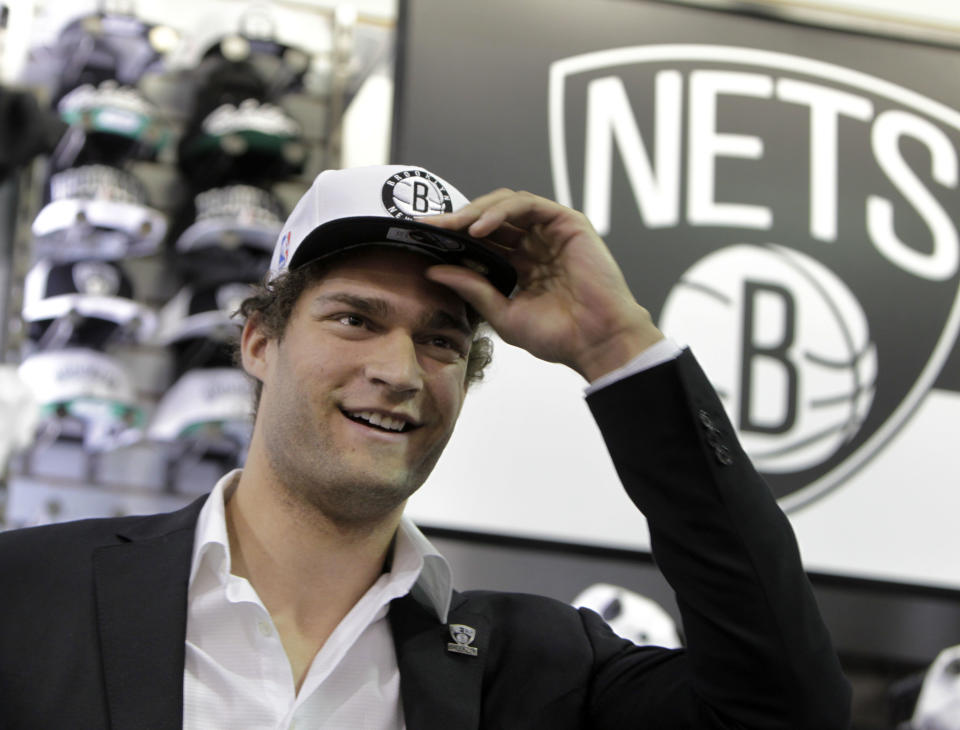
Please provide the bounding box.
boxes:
[92,497,205,730]
[390,592,489,730]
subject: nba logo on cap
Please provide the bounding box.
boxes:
[278,231,292,267]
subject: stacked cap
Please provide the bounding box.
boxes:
[154,22,309,462]
[169,25,307,287]
[19,10,174,457]
[147,367,252,449]
[31,9,174,262]
[154,279,250,378]
[154,280,250,346]
[50,12,177,99]
[149,278,253,458]
[56,81,169,165]
[23,259,156,349]
[170,183,284,283]
[17,347,144,452]
[32,164,167,260]
[178,99,305,190]
[176,23,310,192]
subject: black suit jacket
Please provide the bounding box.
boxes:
[0,351,851,729]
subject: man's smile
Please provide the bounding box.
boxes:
[340,408,421,434]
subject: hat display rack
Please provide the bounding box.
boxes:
[1,1,369,527]
[16,6,172,490]
[154,8,330,493]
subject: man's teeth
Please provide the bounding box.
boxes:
[353,411,407,432]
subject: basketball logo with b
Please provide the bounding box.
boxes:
[660,243,877,477]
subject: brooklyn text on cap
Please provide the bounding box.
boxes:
[269,165,517,296]
[175,185,284,253]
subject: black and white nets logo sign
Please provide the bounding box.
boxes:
[550,45,960,510]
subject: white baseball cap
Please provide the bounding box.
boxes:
[269,165,517,296]
[32,164,167,260]
[17,347,144,452]
[174,184,284,255]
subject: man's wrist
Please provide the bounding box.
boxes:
[574,312,666,383]
[584,338,682,395]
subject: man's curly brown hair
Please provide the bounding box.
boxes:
[234,258,494,410]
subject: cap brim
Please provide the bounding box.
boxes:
[155,310,240,345]
[289,217,517,297]
[32,199,167,258]
[176,216,281,253]
[22,294,157,339]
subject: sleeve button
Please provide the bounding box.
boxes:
[714,446,734,465]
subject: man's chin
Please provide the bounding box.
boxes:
[286,470,425,528]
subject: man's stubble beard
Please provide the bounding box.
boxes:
[263,411,450,530]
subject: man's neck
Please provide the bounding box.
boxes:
[225,467,404,691]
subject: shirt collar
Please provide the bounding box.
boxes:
[394,514,453,622]
[189,469,239,587]
[189,469,453,622]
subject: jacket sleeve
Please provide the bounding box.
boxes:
[583,348,851,730]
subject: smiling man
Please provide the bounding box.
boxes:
[0,164,851,729]
[243,249,473,524]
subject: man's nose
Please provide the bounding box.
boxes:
[364,331,424,394]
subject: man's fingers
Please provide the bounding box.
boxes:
[467,193,566,239]
[424,264,510,327]
[429,188,517,230]
[482,220,525,249]
[432,189,569,241]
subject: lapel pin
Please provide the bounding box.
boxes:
[446,623,479,656]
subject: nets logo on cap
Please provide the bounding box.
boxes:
[382,169,453,219]
[72,261,122,297]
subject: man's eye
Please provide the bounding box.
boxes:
[336,314,366,327]
[427,335,466,355]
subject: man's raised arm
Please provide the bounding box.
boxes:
[428,190,852,729]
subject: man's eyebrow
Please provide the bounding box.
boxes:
[422,309,472,337]
[312,293,391,318]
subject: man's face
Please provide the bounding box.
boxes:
[247,248,473,525]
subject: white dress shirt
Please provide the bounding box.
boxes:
[182,340,680,729]
[183,470,452,730]
[583,337,681,395]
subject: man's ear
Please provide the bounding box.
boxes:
[240,315,271,380]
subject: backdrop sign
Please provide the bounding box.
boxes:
[549,44,960,509]
[395,0,960,588]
